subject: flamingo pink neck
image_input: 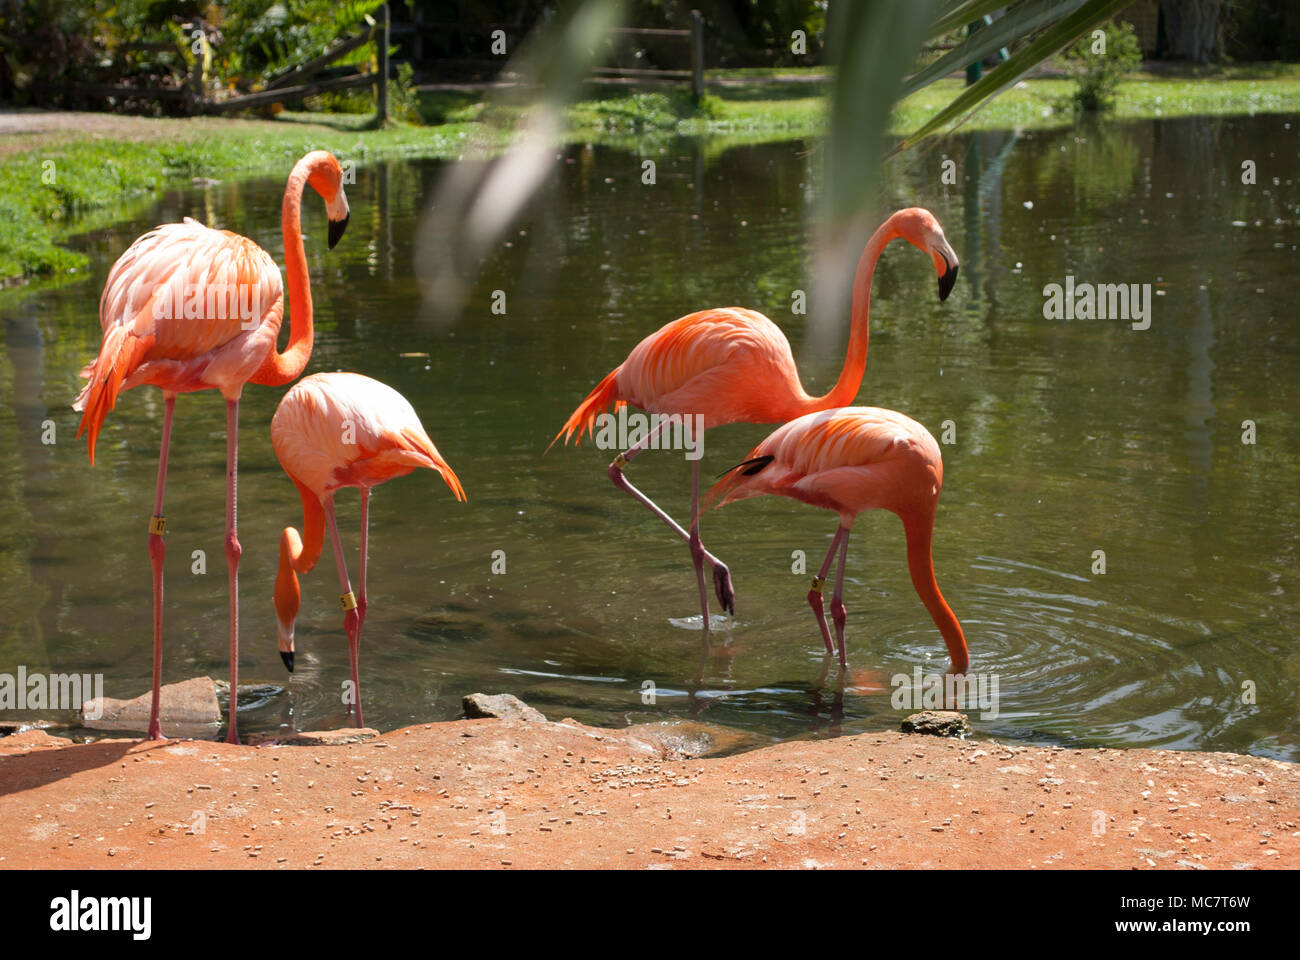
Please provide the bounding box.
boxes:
[902,507,969,675]
[252,157,318,386]
[811,217,900,412]
[272,478,326,630]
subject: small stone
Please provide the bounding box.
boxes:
[900,711,970,738]
[246,729,379,746]
[82,677,220,737]
[462,693,546,722]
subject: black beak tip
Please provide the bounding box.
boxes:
[938,263,959,302]
[280,651,294,673]
[328,213,349,251]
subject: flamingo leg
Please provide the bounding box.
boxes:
[687,458,712,635]
[606,421,736,617]
[357,488,370,633]
[145,394,176,741]
[831,527,852,666]
[224,398,242,745]
[324,497,365,728]
[807,526,845,657]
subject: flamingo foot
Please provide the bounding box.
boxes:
[807,588,834,656]
[667,613,731,631]
[145,724,165,742]
[831,599,848,667]
[711,559,736,616]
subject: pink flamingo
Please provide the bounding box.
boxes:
[73,150,350,743]
[708,406,968,674]
[551,208,958,632]
[271,372,465,728]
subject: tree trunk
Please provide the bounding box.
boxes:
[1161,0,1226,63]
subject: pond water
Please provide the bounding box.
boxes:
[1,113,1296,759]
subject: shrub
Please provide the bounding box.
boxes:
[1062,19,1142,112]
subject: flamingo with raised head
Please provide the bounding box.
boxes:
[271,372,466,729]
[708,406,968,675]
[73,150,350,743]
[550,208,958,634]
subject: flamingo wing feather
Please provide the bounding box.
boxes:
[74,219,283,462]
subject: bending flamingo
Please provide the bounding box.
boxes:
[551,208,958,633]
[73,150,350,743]
[708,406,968,674]
[271,372,465,728]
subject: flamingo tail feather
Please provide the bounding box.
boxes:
[548,366,624,451]
[72,326,155,466]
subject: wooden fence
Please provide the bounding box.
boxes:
[396,8,706,100]
[595,11,705,99]
[209,5,390,117]
[41,5,393,121]
[38,4,708,114]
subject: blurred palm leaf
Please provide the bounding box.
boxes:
[421,0,1139,314]
[415,1,626,320]
[901,0,1090,100]
[825,0,1139,227]
[897,0,1137,151]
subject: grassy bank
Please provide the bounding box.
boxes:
[558,62,1300,137]
[3,61,1298,285]
[0,116,480,282]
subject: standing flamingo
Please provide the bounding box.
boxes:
[73,150,350,743]
[271,372,465,728]
[550,208,958,633]
[707,406,968,674]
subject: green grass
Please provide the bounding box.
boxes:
[4,61,1298,285]
[0,118,482,284]
[893,64,1300,135]
[560,63,1300,140]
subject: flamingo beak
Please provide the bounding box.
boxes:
[277,619,296,673]
[326,190,350,250]
[328,213,349,251]
[936,249,959,302]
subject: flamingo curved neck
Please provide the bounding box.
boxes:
[902,507,969,675]
[808,217,899,413]
[252,157,318,386]
[272,480,326,628]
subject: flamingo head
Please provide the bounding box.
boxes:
[274,595,297,671]
[276,620,295,673]
[273,533,302,673]
[893,207,959,302]
[303,150,351,250]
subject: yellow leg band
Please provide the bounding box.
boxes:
[340,591,358,611]
[149,516,167,536]
[612,453,629,469]
[810,576,825,593]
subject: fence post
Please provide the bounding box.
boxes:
[377,3,390,123]
[690,10,704,101]
[965,19,983,86]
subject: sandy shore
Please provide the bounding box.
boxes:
[1,718,1295,869]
